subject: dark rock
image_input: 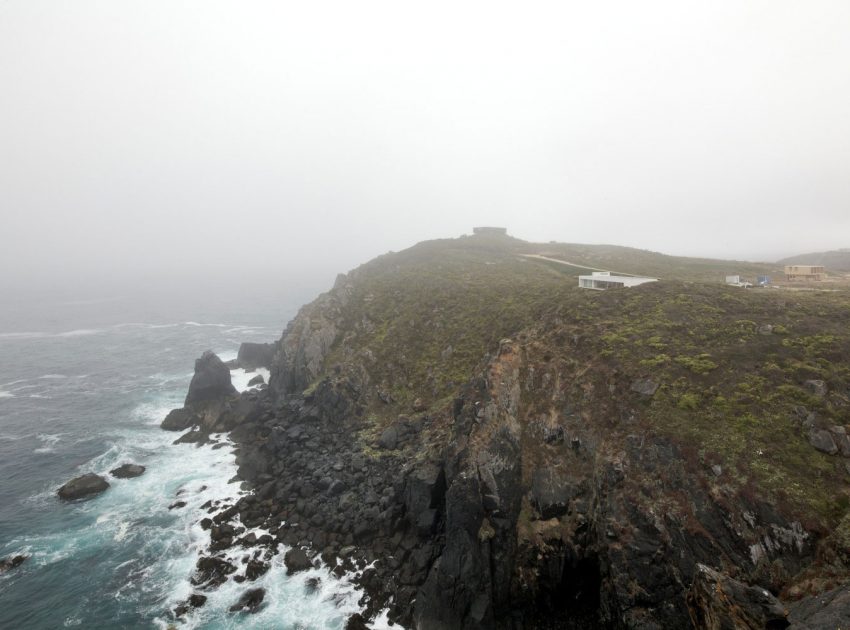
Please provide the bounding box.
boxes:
[0,555,27,574]
[229,587,265,614]
[306,576,321,594]
[245,559,269,580]
[378,426,398,450]
[789,583,850,628]
[174,429,208,445]
[174,593,207,617]
[412,398,427,412]
[57,473,109,501]
[531,467,577,518]
[542,425,565,444]
[284,547,313,574]
[110,463,146,478]
[160,407,198,431]
[169,501,187,510]
[192,556,236,587]
[345,613,371,629]
[809,429,838,455]
[237,342,275,370]
[686,563,789,629]
[247,374,265,387]
[185,351,237,407]
[631,378,659,396]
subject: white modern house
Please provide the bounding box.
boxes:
[578,271,657,290]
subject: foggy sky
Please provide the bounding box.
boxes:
[2,1,849,291]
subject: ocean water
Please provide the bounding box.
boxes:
[0,286,383,629]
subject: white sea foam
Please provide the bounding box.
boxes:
[230,367,270,392]
[183,321,229,328]
[40,374,68,379]
[217,349,238,362]
[56,328,103,338]
[0,328,103,340]
[34,433,62,454]
[0,390,14,399]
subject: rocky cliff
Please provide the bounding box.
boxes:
[167,234,850,628]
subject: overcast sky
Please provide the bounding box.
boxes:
[2,1,849,291]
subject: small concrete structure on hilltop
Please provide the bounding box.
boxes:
[785,265,825,281]
[472,226,507,235]
[578,271,657,290]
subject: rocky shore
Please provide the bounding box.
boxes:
[159,236,850,628]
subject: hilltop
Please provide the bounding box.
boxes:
[779,249,850,273]
[165,231,850,629]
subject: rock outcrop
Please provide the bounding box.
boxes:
[0,555,27,574]
[185,351,237,407]
[687,564,789,629]
[57,473,109,500]
[110,463,145,478]
[235,342,275,370]
[161,236,850,629]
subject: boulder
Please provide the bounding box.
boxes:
[110,463,146,478]
[809,429,838,455]
[174,593,207,617]
[412,398,427,412]
[192,556,236,587]
[57,473,109,501]
[0,555,27,574]
[631,378,659,396]
[687,563,789,630]
[245,559,269,581]
[229,587,265,613]
[236,342,275,370]
[378,426,398,450]
[185,351,237,407]
[160,407,198,431]
[346,613,371,630]
[284,547,313,575]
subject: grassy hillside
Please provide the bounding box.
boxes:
[315,232,850,528]
[779,249,850,273]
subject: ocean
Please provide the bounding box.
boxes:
[0,282,379,629]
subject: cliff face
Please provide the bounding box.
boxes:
[172,234,850,628]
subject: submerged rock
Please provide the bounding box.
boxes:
[229,587,265,613]
[0,555,28,574]
[57,473,109,501]
[174,593,207,617]
[110,463,146,478]
[173,429,209,445]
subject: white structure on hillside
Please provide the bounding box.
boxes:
[725,275,752,288]
[578,271,657,290]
